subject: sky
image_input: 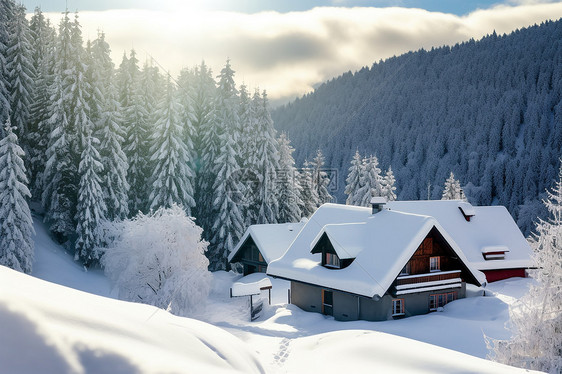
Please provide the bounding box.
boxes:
[22,0,562,106]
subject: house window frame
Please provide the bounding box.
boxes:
[322,289,334,316]
[324,252,341,268]
[400,261,410,275]
[429,291,456,311]
[392,298,405,316]
[429,256,440,272]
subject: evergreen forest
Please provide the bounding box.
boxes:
[272,19,562,235]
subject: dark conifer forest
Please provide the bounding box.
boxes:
[272,19,562,235]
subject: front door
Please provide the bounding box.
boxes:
[322,289,333,316]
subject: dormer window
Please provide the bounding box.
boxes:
[324,252,341,268]
[481,246,509,261]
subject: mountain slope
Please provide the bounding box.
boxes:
[272,19,562,234]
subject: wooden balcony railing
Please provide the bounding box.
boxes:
[396,270,461,286]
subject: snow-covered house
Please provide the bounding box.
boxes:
[229,222,305,275]
[267,202,486,321]
[386,200,532,282]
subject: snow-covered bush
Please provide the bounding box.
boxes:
[489,164,562,373]
[100,205,211,316]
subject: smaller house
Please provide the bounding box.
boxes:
[229,222,305,275]
[267,202,486,321]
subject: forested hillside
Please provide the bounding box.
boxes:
[272,19,562,235]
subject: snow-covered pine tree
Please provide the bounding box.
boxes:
[345,150,363,206]
[441,171,466,200]
[238,84,258,226]
[67,13,93,151]
[116,52,132,111]
[253,89,280,224]
[41,12,78,242]
[0,0,15,135]
[298,159,320,218]
[276,133,302,223]
[176,68,197,184]
[310,149,333,206]
[148,78,195,214]
[490,163,562,373]
[124,60,157,216]
[90,31,129,221]
[7,4,35,150]
[74,131,107,267]
[0,119,34,274]
[98,89,129,220]
[357,155,384,207]
[190,61,217,232]
[382,166,397,201]
[208,59,245,270]
[28,8,56,199]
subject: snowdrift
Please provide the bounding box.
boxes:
[0,266,264,374]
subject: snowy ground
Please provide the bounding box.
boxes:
[2,216,541,373]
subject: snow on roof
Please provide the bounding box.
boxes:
[387,200,532,270]
[370,196,387,204]
[229,222,305,264]
[267,205,485,298]
[310,223,367,259]
[231,277,272,297]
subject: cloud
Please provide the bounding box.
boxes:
[40,3,562,106]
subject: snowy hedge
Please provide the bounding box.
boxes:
[100,205,211,316]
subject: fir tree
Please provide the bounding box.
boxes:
[75,132,107,266]
[382,166,397,201]
[191,62,217,231]
[345,150,363,206]
[253,89,279,224]
[442,171,466,200]
[89,31,129,221]
[298,160,320,218]
[148,78,195,213]
[208,59,244,271]
[276,133,302,223]
[310,149,333,205]
[28,8,56,199]
[99,88,129,220]
[176,68,197,181]
[7,4,35,147]
[0,119,34,274]
[124,60,157,216]
[0,0,15,135]
[238,83,258,226]
[491,163,562,373]
[42,12,78,241]
[356,155,383,207]
[67,13,93,151]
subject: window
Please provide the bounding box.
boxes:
[325,253,340,268]
[400,262,410,275]
[429,292,456,311]
[429,256,440,272]
[392,299,405,316]
[322,290,333,316]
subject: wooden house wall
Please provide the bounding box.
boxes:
[407,227,462,275]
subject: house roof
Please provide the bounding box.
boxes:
[228,221,305,264]
[386,200,532,271]
[267,204,486,298]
